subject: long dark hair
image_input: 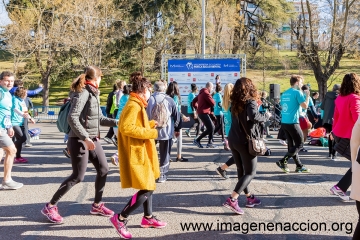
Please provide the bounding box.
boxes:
[230,78,258,115]
[339,73,360,96]
[166,81,181,103]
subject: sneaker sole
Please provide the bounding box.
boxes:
[41,209,63,224]
[246,202,261,208]
[215,169,228,179]
[222,203,244,215]
[140,224,167,229]
[90,210,114,217]
[109,218,132,239]
[330,189,350,201]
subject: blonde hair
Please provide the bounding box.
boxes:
[223,83,234,111]
[116,80,126,90]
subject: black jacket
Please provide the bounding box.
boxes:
[320,91,338,125]
[228,100,268,145]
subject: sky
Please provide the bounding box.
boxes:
[0,1,10,27]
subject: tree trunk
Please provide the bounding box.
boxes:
[317,74,329,101]
[153,49,162,72]
[42,74,51,107]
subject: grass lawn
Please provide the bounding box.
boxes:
[1,50,360,105]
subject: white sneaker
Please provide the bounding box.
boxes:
[279,140,287,146]
[1,180,23,190]
[330,185,350,201]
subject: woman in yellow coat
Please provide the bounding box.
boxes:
[109,72,166,239]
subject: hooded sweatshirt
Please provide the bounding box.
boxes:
[320,91,338,125]
[192,88,215,114]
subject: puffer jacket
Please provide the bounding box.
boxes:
[68,84,117,140]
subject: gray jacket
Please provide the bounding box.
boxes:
[68,85,117,140]
[146,92,181,140]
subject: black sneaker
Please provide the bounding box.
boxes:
[111,137,118,147]
[276,161,290,173]
[300,148,308,152]
[216,167,229,179]
[63,148,71,158]
[193,139,203,148]
[176,157,188,162]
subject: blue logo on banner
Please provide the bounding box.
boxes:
[168,59,241,72]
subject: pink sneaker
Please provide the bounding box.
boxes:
[109,214,132,239]
[223,197,244,215]
[90,203,114,217]
[41,203,63,224]
[140,216,167,228]
[14,157,28,163]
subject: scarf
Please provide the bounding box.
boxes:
[85,82,100,96]
[130,92,148,107]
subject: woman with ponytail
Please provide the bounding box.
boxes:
[109,72,166,239]
[41,66,118,224]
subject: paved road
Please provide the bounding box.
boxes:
[0,123,356,240]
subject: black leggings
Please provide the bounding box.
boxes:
[50,137,109,205]
[229,141,257,195]
[13,125,27,158]
[214,115,225,140]
[197,113,214,144]
[189,113,200,137]
[354,201,360,239]
[323,123,336,156]
[225,156,235,167]
[281,123,303,167]
[105,111,117,139]
[120,190,153,218]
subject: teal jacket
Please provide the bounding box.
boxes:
[11,96,27,126]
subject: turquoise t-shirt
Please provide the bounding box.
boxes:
[11,96,28,126]
[173,95,181,112]
[223,105,232,136]
[0,87,13,129]
[115,94,130,120]
[281,88,306,124]
[187,93,195,114]
[308,97,314,107]
[213,92,223,116]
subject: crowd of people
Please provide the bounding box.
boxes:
[1,67,360,239]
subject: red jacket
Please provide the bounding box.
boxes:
[333,93,360,138]
[192,88,215,114]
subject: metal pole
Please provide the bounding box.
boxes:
[201,0,206,58]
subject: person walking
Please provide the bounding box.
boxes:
[110,72,166,239]
[185,83,200,138]
[213,84,226,148]
[11,87,35,163]
[276,75,311,173]
[192,82,216,148]
[146,81,181,183]
[111,84,132,166]
[166,81,188,162]
[349,115,360,239]
[216,83,234,179]
[330,73,360,201]
[104,83,119,144]
[222,77,269,214]
[320,84,340,160]
[0,71,23,190]
[41,66,117,224]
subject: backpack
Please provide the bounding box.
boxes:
[150,96,169,128]
[56,101,72,134]
[309,127,326,138]
[308,138,322,146]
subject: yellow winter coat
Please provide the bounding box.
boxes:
[117,96,160,190]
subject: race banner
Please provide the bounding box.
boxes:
[168,59,241,105]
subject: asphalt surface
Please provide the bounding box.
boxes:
[0,123,356,240]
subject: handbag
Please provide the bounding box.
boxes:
[238,113,267,157]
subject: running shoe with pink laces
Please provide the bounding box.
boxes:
[90,202,114,217]
[109,214,132,239]
[14,157,28,163]
[41,203,63,224]
[140,216,167,228]
[222,197,244,215]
